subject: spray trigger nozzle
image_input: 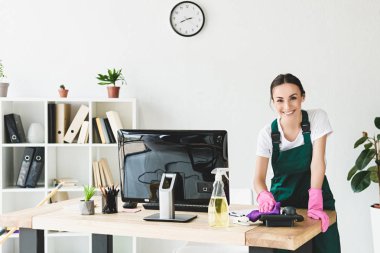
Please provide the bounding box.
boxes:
[211,168,229,181]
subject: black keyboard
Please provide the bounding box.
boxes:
[143,203,208,212]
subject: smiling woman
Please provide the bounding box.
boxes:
[253,73,341,253]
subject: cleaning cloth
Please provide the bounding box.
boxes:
[246,202,281,222]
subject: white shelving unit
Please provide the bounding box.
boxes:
[0,98,137,253]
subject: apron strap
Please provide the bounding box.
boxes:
[270,110,312,161]
[301,110,312,145]
[271,119,280,162]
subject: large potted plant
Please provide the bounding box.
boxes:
[96,68,126,98]
[347,117,380,251]
[0,60,9,97]
[80,185,96,215]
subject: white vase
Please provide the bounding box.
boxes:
[0,82,9,97]
[370,205,380,252]
[27,123,44,143]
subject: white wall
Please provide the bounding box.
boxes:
[1,0,380,252]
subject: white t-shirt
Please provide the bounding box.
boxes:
[256,109,333,158]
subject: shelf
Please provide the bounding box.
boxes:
[2,186,45,193]
[1,143,45,147]
[46,231,90,237]
[0,98,137,253]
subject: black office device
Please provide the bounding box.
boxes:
[118,130,229,212]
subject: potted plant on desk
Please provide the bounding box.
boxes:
[0,60,10,97]
[347,117,380,251]
[80,185,96,215]
[96,68,126,98]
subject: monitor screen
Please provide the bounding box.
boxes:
[118,130,229,206]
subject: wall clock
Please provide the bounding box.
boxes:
[170,1,205,37]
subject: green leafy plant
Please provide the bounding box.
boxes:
[96,68,126,86]
[83,185,96,202]
[347,117,380,199]
[0,60,6,79]
[59,84,66,90]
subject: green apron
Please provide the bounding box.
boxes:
[270,110,341,253]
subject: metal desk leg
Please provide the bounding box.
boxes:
[249,240,312,253]
[92,234,113,253]
[20,228,44,253]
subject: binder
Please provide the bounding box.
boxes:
[92,118,101,143]
[16,147,36,187]
[25,147,44,188]
[63,105,89,143]
[106,111,124,141]
[4,113,27,143]
[48,104,56,143]
[77,121,89,144]
[55,104,71,143]
[104,118,116,143]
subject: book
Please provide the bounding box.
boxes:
[92,118,101,143]
[104,118,116,143]
[25,147,44,188]
[92,161,101,187]
[95,118,108,144]
[63,105,89,143]
[98,162,107,186]
[77,121,89,144]
[4,113,27,143]
[99,118,110,144]
[48,103,56,143]
[106,111,124,141]
[99,158,114,186]
[55,104,71,143]
[16,147,35,187]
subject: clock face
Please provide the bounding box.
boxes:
[170,1,205,37]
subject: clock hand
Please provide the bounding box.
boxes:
[180,17,193,23]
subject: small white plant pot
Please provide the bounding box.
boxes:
[0,82,9,97]
[80,200,95,215]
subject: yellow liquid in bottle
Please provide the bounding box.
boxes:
[208,196,229,227]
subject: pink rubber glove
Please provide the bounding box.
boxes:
[307,188,330,233]
[257,190,276,212]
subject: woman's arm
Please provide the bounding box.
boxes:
[310,134,327,188]
[253,156,270,194]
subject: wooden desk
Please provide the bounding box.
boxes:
[0,197,336,253]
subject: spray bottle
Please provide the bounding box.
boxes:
[208,168,229,227]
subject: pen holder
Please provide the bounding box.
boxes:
[102,194,118,214]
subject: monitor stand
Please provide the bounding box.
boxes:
[123,201,138,209]
[143,213,197,223]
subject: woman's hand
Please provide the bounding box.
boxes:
[257,190,276,212]
[307,188,329,232]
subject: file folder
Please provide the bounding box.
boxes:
[25,147,44,188]
[48,103,56,143]
[16,147,36,187]
[77,121,89,144]
[55,104,71,143]
[4,113,27,143]
[63,104,89,143]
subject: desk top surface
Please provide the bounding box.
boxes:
[0,197,336,250]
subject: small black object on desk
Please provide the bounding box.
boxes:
[260,206,304,227]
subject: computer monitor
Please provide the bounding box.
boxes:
[118,130,229,209]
